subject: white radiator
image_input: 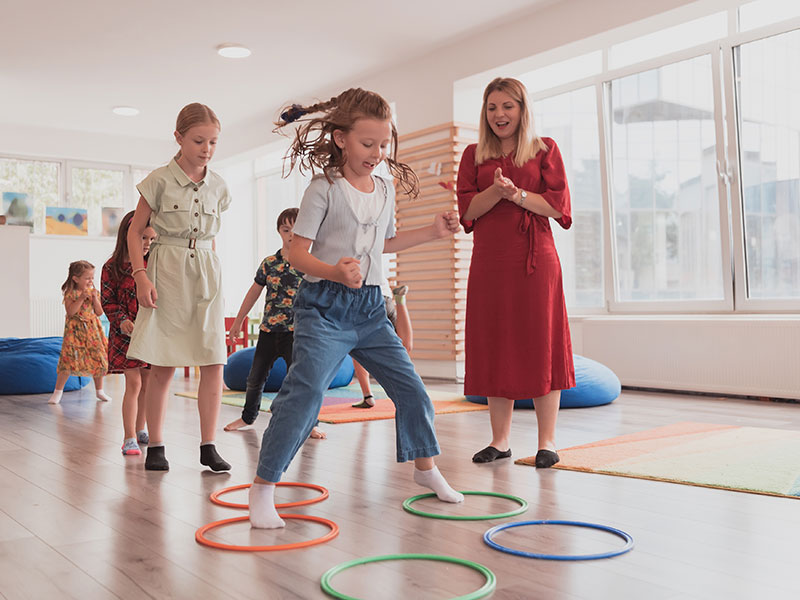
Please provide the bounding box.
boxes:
[30,297,67,337]
[576,316,800,400]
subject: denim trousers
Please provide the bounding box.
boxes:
[242,330,294,425]
[256,280,440,482]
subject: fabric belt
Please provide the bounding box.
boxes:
[156,235,212,250]
[519,212,537,274]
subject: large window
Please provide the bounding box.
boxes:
[0,157,60,232]
[69,166,126,236]
[609,55,725,302]
[534,86,604,308]
[735,28,800,299]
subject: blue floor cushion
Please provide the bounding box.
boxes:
[224,346,355,392]
[466,355,620,409]
[0,337,91,395]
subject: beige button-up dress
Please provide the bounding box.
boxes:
[127,159,231,367]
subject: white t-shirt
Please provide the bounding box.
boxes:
[342,177,383,281]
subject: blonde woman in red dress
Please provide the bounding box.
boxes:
[456,77,574,468]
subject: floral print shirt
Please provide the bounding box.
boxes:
[254,249,303,332]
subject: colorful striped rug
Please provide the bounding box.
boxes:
[516,422,800,499]
[177,383,485,424]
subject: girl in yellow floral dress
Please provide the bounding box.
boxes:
[48,260,111,405]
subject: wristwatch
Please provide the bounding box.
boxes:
[518,190,527,206]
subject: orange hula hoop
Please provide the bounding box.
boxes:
[209,482,329,509]
[195,514,339,552]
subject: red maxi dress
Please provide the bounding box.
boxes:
[456,138,575,399]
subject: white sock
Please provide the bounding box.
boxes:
[413,465,464,503]
[96,389,112,402]
[48,390,63,405]
[249,483,285,529]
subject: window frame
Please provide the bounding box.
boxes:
[601,43,735,313]
[724,16,800,312]
[0,153,159,238]
[529,81,609,314]
[458,1,800,315]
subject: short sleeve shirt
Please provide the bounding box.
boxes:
[254,249,304,332]
[292,174,395,286]
[136,158,231,240]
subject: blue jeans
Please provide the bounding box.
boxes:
[256,280,440,482]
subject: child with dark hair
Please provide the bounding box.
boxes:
[101,210,157,455]
[224,208,324,439]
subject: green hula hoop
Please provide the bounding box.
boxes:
[402,491,528,520]
[320,553,496,600]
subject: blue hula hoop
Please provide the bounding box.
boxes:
[483,519,634,561]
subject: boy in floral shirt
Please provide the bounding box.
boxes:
[224,208,324,438]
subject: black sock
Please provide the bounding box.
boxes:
[535,449,560,469]
[200,443,231,472]
[145,445,169,471]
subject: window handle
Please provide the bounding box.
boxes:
[716,159,732,186]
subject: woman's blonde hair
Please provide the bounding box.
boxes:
[475,77,547,167]
[274,88,419,197]
[61,260,94,294]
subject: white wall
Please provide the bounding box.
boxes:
[0,226,31,337]
[215,159,257,317]
[0,123,174,166]
[28,235,116,336]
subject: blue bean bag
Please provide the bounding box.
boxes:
[0,337,91,395]
[223,346,355,392]
[466,355,620,409]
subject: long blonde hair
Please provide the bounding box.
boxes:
[274,88,419,197]
[475,77,547,167]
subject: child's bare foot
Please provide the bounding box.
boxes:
[309,426,326,439]
[48,390,63,405]
[224,418,248,431]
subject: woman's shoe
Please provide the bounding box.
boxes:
[352,394,375,409]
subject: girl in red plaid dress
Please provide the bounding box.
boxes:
[101,211,157,456]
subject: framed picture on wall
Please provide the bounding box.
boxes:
[101,207,125,237]
[2,192,34,228]
[45,207,88,236]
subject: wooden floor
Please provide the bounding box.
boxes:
[1,376,798,600]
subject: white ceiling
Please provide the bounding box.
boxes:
[2,0,553,147]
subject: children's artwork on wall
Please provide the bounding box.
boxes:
[46,207,88,236]
[102,207,125,237]
[2,192,34,227]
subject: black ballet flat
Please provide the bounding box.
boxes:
[535,449,560,468]
[472,446,512,463]
[352,395,375,409]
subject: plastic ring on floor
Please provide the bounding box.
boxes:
[483,520,634,560]
[195,514,339,551]
[402,491,528,520]
[320,553,496,600]
[209,482,329,509]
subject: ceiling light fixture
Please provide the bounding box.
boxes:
[112,106,139,116]
[217,43,251,58]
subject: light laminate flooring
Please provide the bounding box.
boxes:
[0,376,798,600]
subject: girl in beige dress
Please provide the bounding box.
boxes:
[127,103,231,472]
